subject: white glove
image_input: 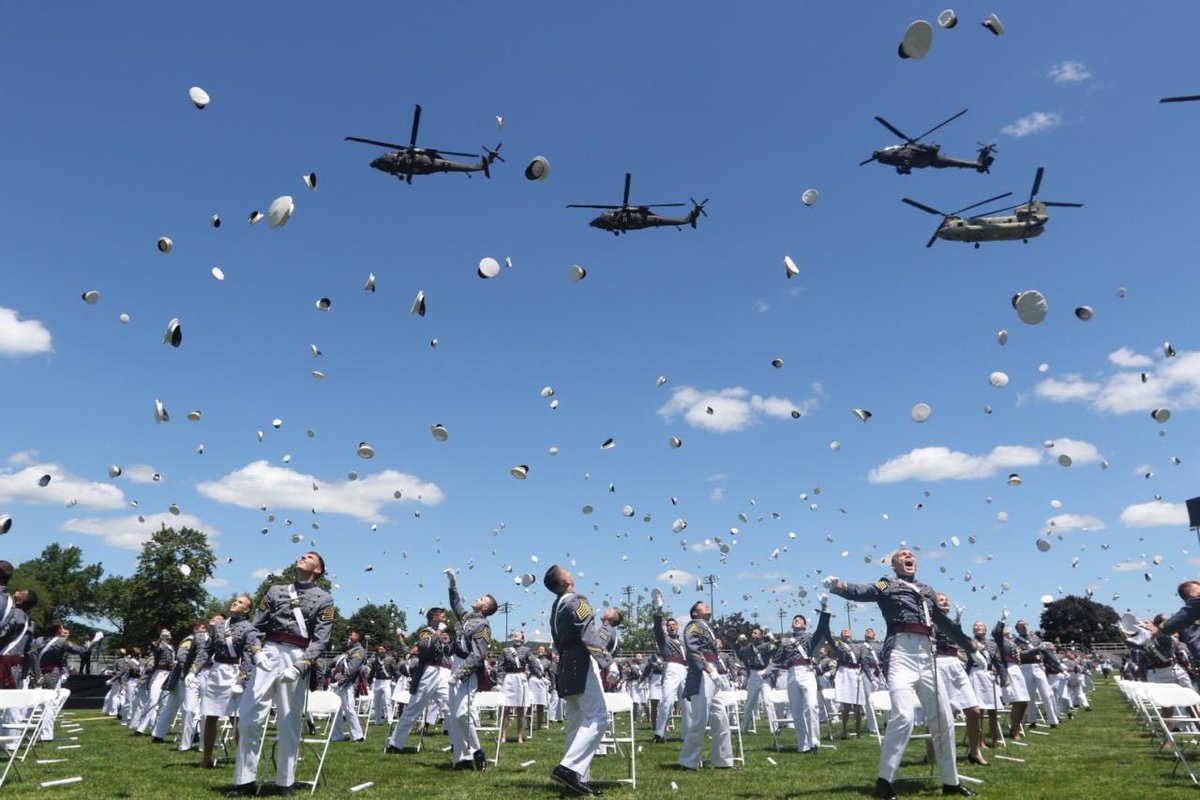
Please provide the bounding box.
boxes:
[817,592,829,610]
[737,634,748,643]
[280,665,301,684]
[1126,628,1151,647]
[971,651,989,670]
[713,673,731,692]
[1001,607,1009,621]
[443,567,457,581]
[254,651,271,671]
[185,674,200,689]
[821,575,838,589]
[91,631,105,644]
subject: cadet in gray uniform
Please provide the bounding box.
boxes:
[652,604,691,743]
[196,595,254,769]
[1149,580,1200,668]
[544,563,612,796]
[331,630,366,742]
[763,604,833,753]
[121,647,143,725]
[227,552,334,796]
[0,586,37,691]
[499,629,531,743]
[103,648,130,715]
[735,625,775,734]
[367,645,398,725]
[1014,620,1060,728]
[446,569,497,771]
[527,646,551,730]
[679,601,733,770]
[386,608,453,753]
[133,629,176,734]
[828,548,982,800]
[34,621,94,740]
[153,620,207,748]
[967,620,1007,748]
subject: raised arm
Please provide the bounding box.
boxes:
[1158,598,1200,638]
[653,612,666,650]
[808,609,835,654]
[829,578,883,603]
[447,573,469,619]
[931,602,973,652]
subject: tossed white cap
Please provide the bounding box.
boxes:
[1074,306,1093,321]
[187,410,202,421]
[988,371,1009,388]
[364,272,376,292]
[431,423,449,441]
[1058,454,1072,467]
[1007,473,1021,486]
[248,210,264,225]
[801,189,819,206]
[981,13,1004,36]
[601,438,615,450]
[997,329,1008,345]
[478,257,501,279]
[157,236,173,253]
[510,464,529,480]
[938,9,957,28]
[0,514,10,534]
[109,465,122,478]
[357,442,375,459]
[525,156,550,181]
[852,408,871,422]
[154,398,169,424]
[771,358,784,368]
[1012,290,1048,325]
[119,312,130,323]
[899,20,934,58]
[211,266,225,281]
[82,290,100,305]
[569,264,587,281]
[303,172,318,191]
[315,297,331,311]
[179,563,192,577]
[669,436,682,449]
[163,318,182,347]
[211,214,221,228]
[267,196,294,228]
[784,255,800,278]
[911,402,931,422]
[1152,407,1171,423]
[188,86,210,109]
[38,474,51,487]
[411,290,426,317]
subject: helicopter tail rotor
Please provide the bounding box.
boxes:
[976,142,997,173]
[480,144,504,179]
[688,198,708,228]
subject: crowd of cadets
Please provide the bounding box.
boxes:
[7,552,1200,797]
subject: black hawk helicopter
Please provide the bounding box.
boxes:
[346,104,503,184]
[568,173,707,235]
[902,167,1082,248]
[861,108,996,174]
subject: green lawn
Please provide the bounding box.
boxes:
[6,680,1198,798]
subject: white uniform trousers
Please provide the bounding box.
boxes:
[653,662,690,738]
[1021,664,1060,725]
[331,682,364,741]
[134,670,170,733]
[786,664,821,751]
[679,672,732,769]
[1067,678,1090,708]
[860,671,881,733]
[121,677,140,724]
[370,679,393,724]
[448,673,481,763]
[740,668,776,733]
[102,680,122,715]
[152,679,187,740]
[559,659,607,780]
[388,665,449,749]
[234,642,309,788]
[878,633,959,787]
[179,676,202,750]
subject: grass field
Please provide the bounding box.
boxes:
[6,680,1199,798]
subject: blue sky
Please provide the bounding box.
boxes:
[3,2,1200,640]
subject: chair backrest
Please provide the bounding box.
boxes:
[766,688,790,705]
[716,690,740,709]
[604,692,633,713]
[1148,683,1200,708]
[0,689,48,711]
[821,688,835,701]
[869,690,892,712]
[305,690,342,716]
[473,692,504,710]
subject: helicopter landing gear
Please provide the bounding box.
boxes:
[974,243,980,249]
[1022,239,1029,243]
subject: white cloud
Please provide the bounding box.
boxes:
[1120,501,1188,528]
[1109,347,1153,368]
[0,307,52,356]
[0,460,124,510]
[1112,560,1148,573]
[206,576,229,587]
[1045,513,1106,531]
[656,568,698,587]
[251,567,274,580]
[753,300,769,313]
[8,451,37,467]
[706,473,727,482]
[1001,111,1061,138]
[657,385,819,433]
[1034,375,1101,402]
[738,571,785,580]
[1048,60,1091,84]
[867,445,1042,483]
[690,540,720,553]
[124,464,161,484]
[1094,371,1167,414]
[1047,438,1103,465]
[709,487,725,501]
[196,460,444,523]
[62,512,219,550]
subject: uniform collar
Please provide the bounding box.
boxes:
[293,580,315,590]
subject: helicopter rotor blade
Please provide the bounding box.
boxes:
[410,104,422,148]
[1040,201,1083,208]
[926,226,943,248]
[913,109,968,143]
[874,116,911,141]
[901,197,944,216]
[1161,95,1200,103]
[949,191,1013,217]
[345,136,409,149]
[691,198,709,217]
[859,155,878,166]
[623,173,632,208]
[432,149,480,158]
[970,204,1020,218]
[567,204,621,209]
[639,203,687,208]
[1028,167,1044,204]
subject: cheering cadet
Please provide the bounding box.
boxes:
[386,608,452,754]
[153,619,207,748]
[735,625,775,735]
[651,602,690,743]
[132,628,175,734]
[446,568,497,771]
[679,601,733,770]
[764,604,833,754]
[544,564,611,796]
[993,615,1030,741]
[1013,620,1060,729]
[196,595,254,769]
[929,594,986,766]
[500,629,531,743]
[227,552,334,797]
[367,644,397,726]
[967,620,1006,748]
[828,548,983,799]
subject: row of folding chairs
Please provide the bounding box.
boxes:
[1116,677,1200,785]
[0,688,69,788]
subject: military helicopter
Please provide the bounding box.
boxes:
[568,173,707,235]
[902,167,1082,248]
[860,108,996,174]
[345,104,503,184]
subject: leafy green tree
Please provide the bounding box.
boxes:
[712,611,752,647]
[12,543,104,623]
[122,525,216,646]
[344,602,408,650]
[7,570,53,630]
[94,575,132,638]
[1040,595,1120,646]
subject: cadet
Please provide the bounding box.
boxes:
[992,615,1030,740]
[544,563,611,796]
[1145,580,1200,670]
[446,568,497,771]
[828,548,982,800]
[651,600,691,743]
[929,594,985,767]
[0,586,37,691]
[366,644,397,726]
[527,645,551,730]
[386,607,452,754]
[34,621,94,740]
[1013,620,1060,728]
[499,629,530,743]
[734,625,775,734]
[764,604,832,753]
[227,552,334,797]
[132,628,175,734]
[153,619,207,749]
[679,601,733,770]
[121,646,143,725]
[967,620,1006,748]
[330,630,366,742]
[195,595,254,769]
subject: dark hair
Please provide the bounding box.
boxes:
[426,607,446,622]
[543,565,570,595]
[689,601,705,619]
[0,560,13,585]
[18,588,39,610]
[191,619,206,630]
[750,624,763,635]
[307,551,326,576]
[1179,580,1200,600]
[609,608,624,626]
[793,613,807,627]
[47,618,64,634]
[481,594,498,617]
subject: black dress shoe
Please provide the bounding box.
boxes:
[452,760,473,770]
[943,785,976,797]
[277,787,296,797]
[551,765,591,796]
[223,783,257,797]
[875,778,898,800]
[651,734,666,743]
[473,749,488,772]
[151,737,165,744]
[385,745,406,754]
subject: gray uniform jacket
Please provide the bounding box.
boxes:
[1015,629,1047,666]
[164,634,201,690]
[410,624,453,692]
[857,641,883,681]
[194,616,254,683]
[652,613,686,669]
[35,635,88,688]
[1159,598,1200,666]
[449,581,493,684]
[550,591,611,697]
[834,576,974,665]
[0,605,33,687]
[501,643,531,673]
[969,635,1008,687]
[682,617,721,699]
[246,581,335,677]
[367,653,398,681]
[337,643,366,686]
[735,640,773,671]
[765,610,834,681]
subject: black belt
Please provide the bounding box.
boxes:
[889,623,933,637]
[936,648,959,657]
[267,632,311,648]
[215,655,240,664]
[664,655,685,665]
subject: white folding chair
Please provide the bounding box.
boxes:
[0,689,51,788]
[282,690,340,794]
[470,691,504,766]
[1146,683,1200,784]
[819,687,839,741]
[594,692,636,788]
[869,690,891,744]
[767,688,792,752]
[20,688,68,762]
[717,690,745,767]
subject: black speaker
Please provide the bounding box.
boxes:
[1187,497,1200,528]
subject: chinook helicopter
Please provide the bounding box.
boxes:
[568,173,707,235]
[902,167,1083,248]
[860,108,996,174]
[345,104,503,184]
